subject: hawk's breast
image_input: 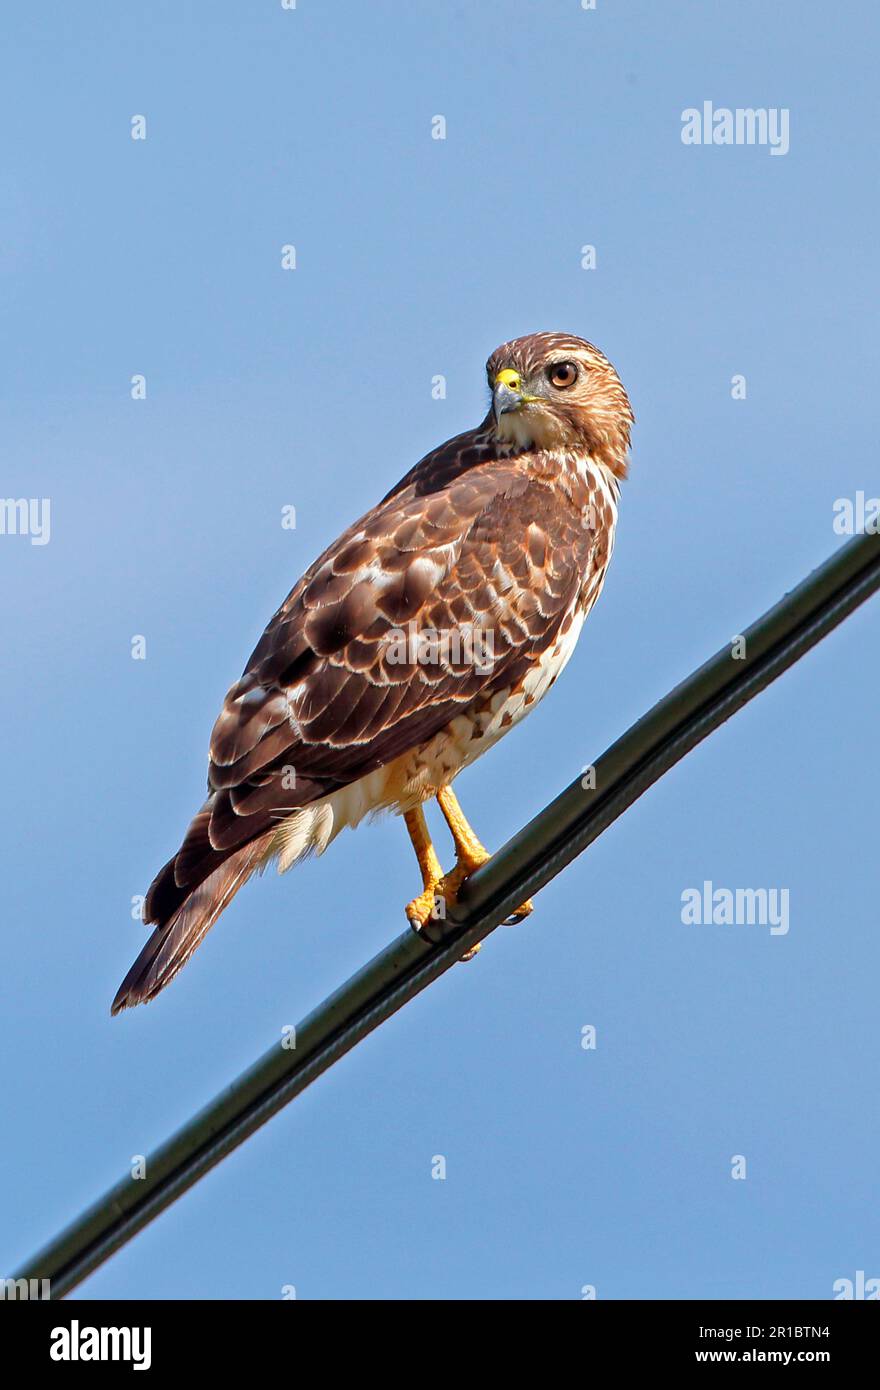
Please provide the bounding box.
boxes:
[380,455,619,805]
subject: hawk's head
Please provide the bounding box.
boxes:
[485,331,633,478]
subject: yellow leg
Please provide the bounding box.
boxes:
[436,786,533,927]
[436,785,489,871]
[403,806,444,932]
[402,802,483,961]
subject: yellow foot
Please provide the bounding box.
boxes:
[405,882,442,933]
[405,848,532,958]
[433,850,532,945]
[438,853,533,927]
[405,881,478,961]
[435,849,489,918]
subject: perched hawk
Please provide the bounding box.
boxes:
[112,332,633,1012]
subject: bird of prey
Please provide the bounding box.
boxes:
[112,332,633,1013]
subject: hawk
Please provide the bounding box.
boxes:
[112,332,633,1012]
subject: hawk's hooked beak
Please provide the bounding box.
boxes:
[492,368,524,422]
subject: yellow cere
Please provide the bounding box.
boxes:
[495,368,522,389]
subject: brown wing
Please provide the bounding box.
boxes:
[144,429,597,925]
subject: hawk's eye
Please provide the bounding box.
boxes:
[548,361,578,389]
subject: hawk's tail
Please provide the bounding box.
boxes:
[110,838,269,1014]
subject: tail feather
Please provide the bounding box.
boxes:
[111,839,269,1014]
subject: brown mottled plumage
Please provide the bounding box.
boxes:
[112,332,633,1012]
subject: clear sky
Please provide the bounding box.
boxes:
[1,1,877,1300]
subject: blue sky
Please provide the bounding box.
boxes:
[1,0,878,1299]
